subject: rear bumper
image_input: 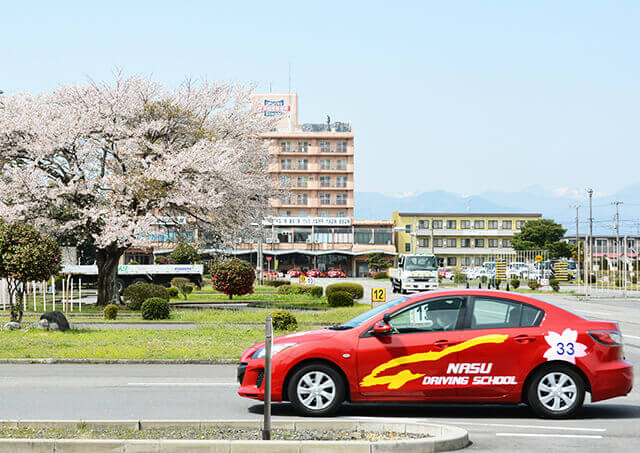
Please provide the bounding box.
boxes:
[590,360,633,402]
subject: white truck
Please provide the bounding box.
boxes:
[62,264,204,294]
[389,254,439,293]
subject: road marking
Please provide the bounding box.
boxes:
[126,382,237,387]
[496,433,603,439]
[624,334,640,340]
[449,421,606,432]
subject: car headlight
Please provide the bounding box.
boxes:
[251,342,297,359]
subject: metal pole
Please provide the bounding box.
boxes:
[262,316,273,440]
[257,234,264,286]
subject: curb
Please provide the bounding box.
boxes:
[0,358,237,365]
[0,419,470,452]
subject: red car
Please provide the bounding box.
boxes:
[286,268,303,278]
[306,269,326,278]
[238,290,632,418]
[326,268,346,278]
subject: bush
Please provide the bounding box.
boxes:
[141,297,170,320]
[211,258,255,300]
[453,272,466,284]
[123,283,170,310]
[167,287,180,299]
[549,278,560,292]
[528,280,540,290]
[265,280,290,287]
[615,278,622,287]
[278,284,307,295]
[372,271,388,279]
[171,277,194,300]
[310,286,323,298]
[325,283,364,300]
[271,311,298,330]
[632,276,638,284]
[127,260,139,265]
[155,255,170,265]
[170,241,199,264]
[481,275,488,284]
[510,278,520,289]
[328,291,354,307]
[103,304,118,320]
[495,279,502,290]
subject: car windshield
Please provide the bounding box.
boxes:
[329,297,409,330]
[404,256,437,271]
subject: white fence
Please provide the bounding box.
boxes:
[582,237,639,298]
[0,276,85,314]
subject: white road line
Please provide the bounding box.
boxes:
[624,334,640,340]
[126,382,237,387]
[496,433,603,439]
[449,421,606,432]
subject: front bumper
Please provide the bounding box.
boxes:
[237,360,285,402]
[404,280,438,291]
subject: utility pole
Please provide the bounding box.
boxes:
[612,201,623,277]
[572,204,580,281]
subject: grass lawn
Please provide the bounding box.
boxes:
[183,293,325,302]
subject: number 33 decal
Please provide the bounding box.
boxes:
[556,342,575,356]
[543,329,587,364]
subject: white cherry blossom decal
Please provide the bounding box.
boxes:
[543,328,588,364]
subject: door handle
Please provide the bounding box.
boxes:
[434,339,458,348]
[514,334,536,343]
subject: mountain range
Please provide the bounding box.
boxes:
[355,183,640,237]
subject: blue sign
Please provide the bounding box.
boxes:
[263,99,290,117]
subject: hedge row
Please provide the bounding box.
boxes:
[325,283,364,300]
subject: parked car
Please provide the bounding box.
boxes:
[286,268,303,278]
[438,268,455,280]
[306,269,326,278]
[238,290,633,418]
[327,268,346,278]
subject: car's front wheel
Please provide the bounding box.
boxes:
[527,365,585,418]
[288,364,345,417]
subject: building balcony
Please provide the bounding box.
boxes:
[415,228,519,237]
[271,199,354,209]
[278,181,354,191]
[272,147,354,157]
[416,246,516,255]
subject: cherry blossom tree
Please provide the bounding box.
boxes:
[0,73,276,305]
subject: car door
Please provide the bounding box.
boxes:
[455,295,546,398]
[356,296,467,400]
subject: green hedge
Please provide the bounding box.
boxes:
[328,291,354,307]
[265,280,290,287]
[123,283,170,311]
[510,278,520,289]
[325,283,364,300]
[271,311,298,330]
[103,304,118,320]
[141,297,171,320]
[277,284,323,297]
[372,271,388,279]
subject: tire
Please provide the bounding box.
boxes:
[527,365,585,419]
[287,363,345,417]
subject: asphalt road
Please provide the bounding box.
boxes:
[0,293,638,451]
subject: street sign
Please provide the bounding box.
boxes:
[496,260,507,280]
[554,261,569,281]
[266,257,272,262]
[535,254,543,263]
[299,275,306,284]
[371,287,386,303]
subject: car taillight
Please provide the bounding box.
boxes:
[588,330,623,346]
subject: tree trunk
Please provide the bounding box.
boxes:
[96,245,126,306]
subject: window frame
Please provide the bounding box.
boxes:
[462,296,545,330]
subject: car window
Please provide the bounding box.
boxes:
[470,297,543,329]
[390,297,463,333]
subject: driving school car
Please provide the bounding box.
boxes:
[238,290,632,418]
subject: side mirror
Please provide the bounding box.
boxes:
[373,320,392,336]
[383,313,391,324]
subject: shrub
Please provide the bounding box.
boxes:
[127,260,139,265]
[103,304,118,320]
[328,291,354,307]
[170,241,199,264]
[155,255,170,265]
[549,278,560,292]
[271,311,298,330]
[171,277,194,300]
[495,279,502,290]
[632,276,638,284]
[278,284,307,295]
[325,283,364,300]
[265,280,290,287]
[167,287,180,299]
[372,271,388,279]
[123,283,170,310]
[141,297,170,320]
[481,275,488,284]
[211,259,255,300]
[510,278,520,289]
[615,278,622,287]
[310,286,323,298]
[528,280,540,290]
[453,272,466,284]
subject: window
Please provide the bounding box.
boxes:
[516,220,527,229]
[319,211,331,217]
[280,193,292,204]
[296,193,308,205]
[295,176,308,188]
[296,211,308,217]
[334,228,352,243]
[405,224,412,233]
[293,228,310,242]
[470,297,543,329]
[474,257,483,266]
[446,220,457,229]
[418,237,429,247]
[280,141,292,152]
[503,238,512,247]
[319,141,331,153]
[354,228,372,244]
[389,298,463,333]
[474,220,485,229]
[280,210,291,217]
[320,176,331,187]
[488,239,499,248]
[433,220,443,229]
[320,193,331,205]
[336,211,348,217]
[461,238,471,248]
[280,175,291,187]
[447,257,457,266]
[418,219,429,229]
[320,159,331,170]
[280,159,292,170]
[314,227,332,243]
[336,141,348,153]
[336,194,348,205]
[296,141,309,152]
[474,238,485,247]
[373,229,393,245]
[335,176,347,187]
[446,238,457,247]
[434,238,444,247]
[488,220,498,229]
[461,257,472,266]
[295,159,308,170]
[336,159,347,170]
[502,220,512,229]
[405,243,411,252]
[461,220,471,229]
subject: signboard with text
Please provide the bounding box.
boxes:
[264,217,352,227]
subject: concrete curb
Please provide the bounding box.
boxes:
[0,419,470,452]
[0,358,237,365]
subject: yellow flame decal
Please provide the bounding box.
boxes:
[360,334,509,390]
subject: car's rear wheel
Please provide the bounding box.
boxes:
[288,364,345,417]
[527,365,585,419]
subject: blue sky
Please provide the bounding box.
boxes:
[2,1,639,196]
